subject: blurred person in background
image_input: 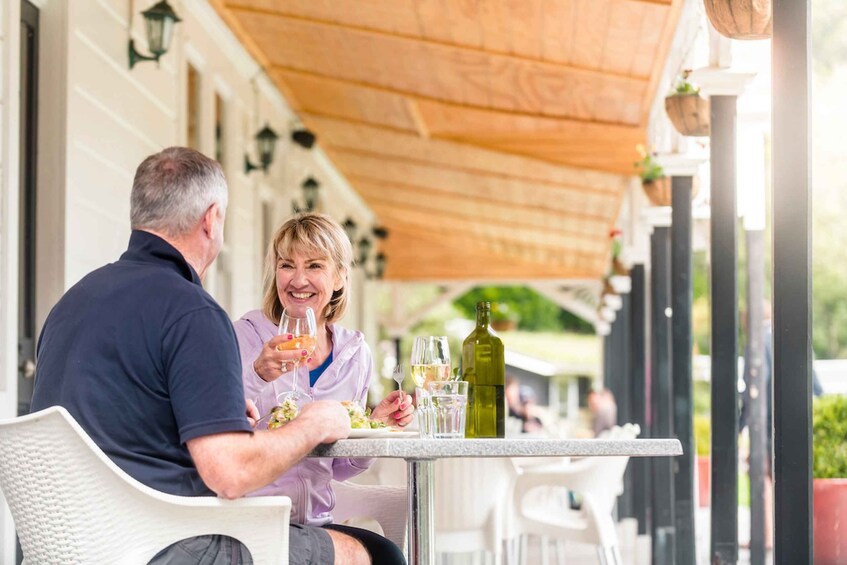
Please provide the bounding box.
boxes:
[588,388,617,437]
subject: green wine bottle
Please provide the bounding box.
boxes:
[462,301,505,438]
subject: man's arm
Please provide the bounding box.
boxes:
[187,400,350,499]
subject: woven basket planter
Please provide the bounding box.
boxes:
[665,94,710,137]
[642,177,700,207]
[703,0,772,40]
[642,177,672,207]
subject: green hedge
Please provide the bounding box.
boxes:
[813,395,847,479]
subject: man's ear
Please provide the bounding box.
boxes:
[202,203,220,239]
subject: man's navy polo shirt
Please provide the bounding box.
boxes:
[32,230,252,497]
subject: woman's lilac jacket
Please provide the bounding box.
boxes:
[233,309,373,526]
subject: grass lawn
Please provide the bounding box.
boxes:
[496,330,601,374]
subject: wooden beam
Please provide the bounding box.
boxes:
[626,0,673,5]
[301,113,630,192]
[350,176,610,239]
[274,70,420,133]
[414,100,646,175]
[327,150,620,220]
[228,9,647,123]
[223,1,655,81]
[270,65,644,127]
[365,197,607,255]
[373,209,602,266]
[381,225,604,280]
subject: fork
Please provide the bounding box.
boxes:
[393,364,406,402]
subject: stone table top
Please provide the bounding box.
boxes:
[309,437,682,460]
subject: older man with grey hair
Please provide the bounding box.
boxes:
[32,147,373,564]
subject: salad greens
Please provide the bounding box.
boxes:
[342,401,387,430]
[267,397,299,429]
[264,398,386,430]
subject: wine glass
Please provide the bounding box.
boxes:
[410,336,451,390]
[276,307,317,405]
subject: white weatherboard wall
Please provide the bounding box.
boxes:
[0,1,22,561]
[0,1,374,561]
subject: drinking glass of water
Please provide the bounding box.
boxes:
[427,380,468,439]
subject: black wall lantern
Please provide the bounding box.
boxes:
[292,177,320,213]
[291,128,317,149]
[372,226,389,240]
[373,252,387,280]
[357,237,372,266]
[244,124,279,174]
[302,177,319,210]
[342,218,357,243]
[128,1,181,69]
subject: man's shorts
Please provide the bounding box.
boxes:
[148,524,334,565]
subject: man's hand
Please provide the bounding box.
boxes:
[371,390,415,428]
[189,400,351,499]
[252,334,312,383]
[296,400,351,443]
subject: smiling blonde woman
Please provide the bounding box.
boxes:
[232,212,411,564]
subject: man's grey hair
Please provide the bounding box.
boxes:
[130,147,228,237]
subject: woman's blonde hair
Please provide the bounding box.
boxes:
[261,212,354,325]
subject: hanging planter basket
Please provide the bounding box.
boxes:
[642,177,672,207]
[641,177,700,207]
[665,94,710,137]
[703,0,772,40]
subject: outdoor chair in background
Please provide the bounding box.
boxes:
[331,480,408,551]
[433,458,519,565]
[0,406,291,564]
[510,425,639,565]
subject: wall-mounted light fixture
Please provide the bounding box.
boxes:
[292,177,320,213]
[360,252,387,280]
[291,128,316,149]
[372,226,389,240]
[372,252,387,280]
[302,177,319,210]
[244,124,279,174]
[342,218,357,243]
[128,1,182,69]
[357,237,372,266]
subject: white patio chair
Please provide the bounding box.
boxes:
[511,425,640,565]
[434,458,519,565]
[0,406,291,565]
[331,479,408,550]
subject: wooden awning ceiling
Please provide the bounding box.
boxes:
[212,0,683,281]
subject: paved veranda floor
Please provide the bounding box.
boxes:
[514,506,769,564]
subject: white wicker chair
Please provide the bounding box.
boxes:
[0,406,291,565]
[331,480,408,550]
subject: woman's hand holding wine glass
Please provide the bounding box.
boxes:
[252,334,309,383]
[275,307,318,405]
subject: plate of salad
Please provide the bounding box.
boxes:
[262,398,416,437]
[342,401,416,438]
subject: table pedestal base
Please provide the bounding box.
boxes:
[406,459,434,565]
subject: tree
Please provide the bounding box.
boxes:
[454,286,593,333]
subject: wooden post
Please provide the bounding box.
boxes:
[772,0,813,562]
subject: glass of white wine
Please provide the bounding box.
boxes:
[276,307,317,405]
[410,336,452,389]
